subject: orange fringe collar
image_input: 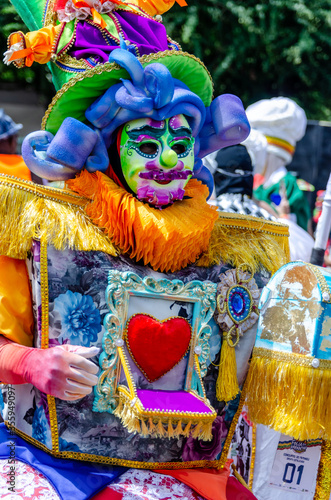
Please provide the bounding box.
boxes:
[67,171,219,272]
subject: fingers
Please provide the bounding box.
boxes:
[67,366,99,388]
[62,390,93,401]
[69,354,99,376]
[61,345,100,359]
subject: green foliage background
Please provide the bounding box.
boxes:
[1,0,330,119]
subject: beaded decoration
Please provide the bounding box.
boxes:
[214,265,260,402]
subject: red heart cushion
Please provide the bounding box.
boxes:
[125,314,192,382]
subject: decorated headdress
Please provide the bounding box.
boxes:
[6,0,250,193]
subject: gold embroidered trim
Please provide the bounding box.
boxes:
[0,173,88,206]
[4,421,224,469]
[252,347,331,370]
[44,0,57,26]
[314,440,331,499]
[55,52,91,71]
[306,263,331,303]
[217,211,290,235]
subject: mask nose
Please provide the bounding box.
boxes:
[160,149,178,168]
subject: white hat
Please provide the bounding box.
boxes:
[242,129,268,175]
[245,97,307,164]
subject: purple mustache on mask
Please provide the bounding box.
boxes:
[139,169,192,182]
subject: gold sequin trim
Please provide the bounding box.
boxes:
[40,238,60,452]
[253,347,331,370]
[4,421,224,469]
[314,440,331,499]
[217,212,290,236]
[40,238,49,350]
[248,423,256,490]
[0,173,89,206]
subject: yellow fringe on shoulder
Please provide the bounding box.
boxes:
[245,348,331,441]
[0,173,289,275]
[0,175,117,259]
[197,213,290,275]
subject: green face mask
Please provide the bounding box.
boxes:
[120,114,195,208]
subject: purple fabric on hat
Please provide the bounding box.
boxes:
[69,21,113,64]
[69,12,170,64]
[137,390,214,414]
[115,11,169,55]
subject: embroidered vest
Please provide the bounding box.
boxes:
[1,240,269,468]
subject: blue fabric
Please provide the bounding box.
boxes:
[0,423,127,499]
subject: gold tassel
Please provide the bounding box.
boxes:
[141,418,149,436]
[167,419,174,438]
[148,417,156,434]
[183,420,192,437]
[174,419,183,437]
[201,422,213,441]
[192,421,203,439]
[245,348,331,441]
[157,419,166,438]
[216,332,240,402]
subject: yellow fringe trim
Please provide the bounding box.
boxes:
[0,173,289,275]
[216,334,240,402]
[197,212,290,274]
[245,348,331,441]
[0,174,117,259]
[114,394,214,441]
[67,171,219,273]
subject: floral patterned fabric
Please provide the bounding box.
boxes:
[0,459,60,499]
[0,462,208,500]
[104,470,206,500]
[0,242,270,466]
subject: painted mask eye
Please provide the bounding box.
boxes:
[171,143,187,155]
[139,142,158,155]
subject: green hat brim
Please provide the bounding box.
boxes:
[42,51,214,135]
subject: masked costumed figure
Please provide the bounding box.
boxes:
[0,1,290,498]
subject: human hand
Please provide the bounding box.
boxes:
[24,344,100,401]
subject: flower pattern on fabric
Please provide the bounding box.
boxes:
[182,416,228,461]
[32,406,52,448]
[0,459,60,499]
[107,469,205,500]
[54,290,102,346]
